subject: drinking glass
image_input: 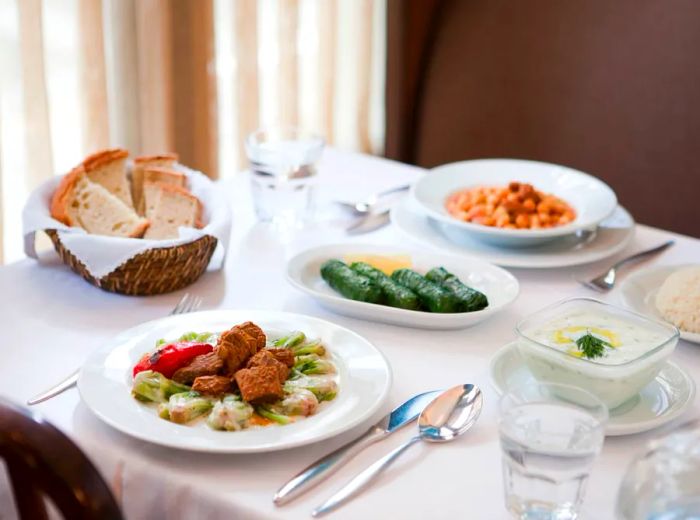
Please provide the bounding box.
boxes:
[499,383,608,520]
[245,127,324,227]
[616,424,700,520]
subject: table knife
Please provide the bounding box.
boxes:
[273,389,441,506]
[345,209,390,235]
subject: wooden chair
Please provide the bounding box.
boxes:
[0,398,122,519]
[386,0,700,237]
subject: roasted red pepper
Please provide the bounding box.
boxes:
[132,342,214,378]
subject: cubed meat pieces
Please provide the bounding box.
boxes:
[235,366,284,403]
[171,351,223,384]
[267,348,295,368]
[216,321,268,374]
[236,321,266,351]
[192,375,232,396]
[217,329,257,374]
[246,350,289,383]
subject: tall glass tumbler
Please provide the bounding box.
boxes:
[499,383,608,520]
[245,127,324,227]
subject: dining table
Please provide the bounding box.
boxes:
[0,148,698,519]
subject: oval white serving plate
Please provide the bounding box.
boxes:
[391,197,635,269]
[619,264,700,345]
[412,159,618,247]
[489,342,696,436]
[78,310,392,453]
[286,243,519,330]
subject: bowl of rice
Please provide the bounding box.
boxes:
[619,264,700,344]
[656,266,700,336]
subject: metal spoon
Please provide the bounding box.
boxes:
[335,184,411,214]
[311,383,483,517]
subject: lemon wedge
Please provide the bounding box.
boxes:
[342,254,412,275]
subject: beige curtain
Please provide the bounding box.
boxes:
[103,0,218,175]
[0,0,386,263]
[18,0,54,189]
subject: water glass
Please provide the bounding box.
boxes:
[616,425,700,520]
[499,383,608,520]
[245,127,324,227]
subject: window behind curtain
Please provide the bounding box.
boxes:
[0,0,387,264]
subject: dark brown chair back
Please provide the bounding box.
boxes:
[0,398,122,520]
[386,0,700,237]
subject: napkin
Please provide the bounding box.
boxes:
[22,165,232,279]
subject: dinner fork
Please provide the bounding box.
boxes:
[579,240,675,292]
[26,293,203,406]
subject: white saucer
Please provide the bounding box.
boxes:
[489,342,696,436]
[391,197,635,269]
[619,264,700,345]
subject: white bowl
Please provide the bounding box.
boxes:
[618,264,700,345]
[411,159,618,247]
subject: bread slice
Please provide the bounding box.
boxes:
[50,168,149,238]
[51,166,84,226]
[137,166,187,215]
[143,181,202,240]
[82,149,133,208]
[132,153,179,215]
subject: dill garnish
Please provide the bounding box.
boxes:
[575,332,612,359]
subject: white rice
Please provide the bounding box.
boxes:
[655,266,700,333]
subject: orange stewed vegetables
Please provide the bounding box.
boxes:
[445,181,576,229]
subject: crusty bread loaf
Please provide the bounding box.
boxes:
[137,166,187,215]
[132,153,179,215]
[50,149,207,241]
[82,149,133,208]
[143,181,202,240]
[50,168,149,238]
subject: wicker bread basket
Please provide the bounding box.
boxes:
[46,229,217,296]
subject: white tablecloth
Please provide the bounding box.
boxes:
[0,149,698,519]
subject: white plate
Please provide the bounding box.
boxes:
[78,310,392,453]
[619,264,700,345]
[489,343,696,436]
[412,159,618,247]
[391,197,634,269]
[286,243,519,330]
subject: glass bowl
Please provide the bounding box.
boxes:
[515,298,679,409]
[616,424,700,518]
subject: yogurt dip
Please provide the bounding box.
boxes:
[516,299,679,409]
[525,310,670,365]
